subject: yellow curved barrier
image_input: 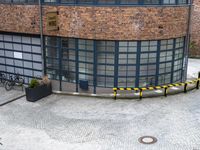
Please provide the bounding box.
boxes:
[113,72,200,100]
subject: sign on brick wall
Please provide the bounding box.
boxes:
[46,11,58,31]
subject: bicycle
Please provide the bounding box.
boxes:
[0,72,6,85]
[4,74,24,91]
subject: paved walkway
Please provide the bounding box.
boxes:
[0,58,200,150]
[188,58,200,79]
[0,90,200,150]
[0,86,24,106]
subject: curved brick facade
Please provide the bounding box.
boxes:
[0,4,40,35]
[191,0,200,57]
[0,4,189,40]
[0,3,191,94]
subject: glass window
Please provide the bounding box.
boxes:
[139,41,158,87]
[175,37,184,48]
[0,33,42,84]
[78,0,93,4]
[42,36,186,89]
[46,47,59,58]
[97,0,115,4]
[118,41,137,87]
[160,39,173,51]
[139,76,156,87]
[143,0,159,4]
[120,0,138,4]
[44,0,57,2]
[78,39,94,85]
[158,73,171,85]
[141,41,157,52]
[61,38,76,83]
[163,0,176,4]
[45,37,58,47]
[97,41,115,87]
[61,0,75,3]
[45,37,60,80]
[178,0,187,4]
[173,70,182,82]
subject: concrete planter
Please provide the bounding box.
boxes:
[25,83,52,102]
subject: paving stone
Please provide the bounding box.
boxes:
[0,89,200,150]
[0,86,24,105]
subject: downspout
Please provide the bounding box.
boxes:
[39,0,45,76]
[185,0,193,80]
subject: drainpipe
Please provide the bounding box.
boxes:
[185,0,193,80]
[39,0,45,77]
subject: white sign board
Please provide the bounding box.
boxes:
[14,52,22,59]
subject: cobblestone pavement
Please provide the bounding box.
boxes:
[188,58,200,79]
[0,86,24,105]
[0,89,200,150]
[0,58,200,150]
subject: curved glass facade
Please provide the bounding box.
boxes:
[45,36,187,89]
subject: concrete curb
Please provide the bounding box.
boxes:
[0,94,26,106]
[53,83,198,100]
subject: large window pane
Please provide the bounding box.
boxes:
[97,41,115,87]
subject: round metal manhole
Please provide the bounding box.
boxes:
[138,136,157,144]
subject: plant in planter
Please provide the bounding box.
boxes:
[25,76,52,102]
[29,78,40,88]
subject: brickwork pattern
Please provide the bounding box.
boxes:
[0,4,189,40]
[0,4,40,35]
[43,6,189,40]
[191,0,200,57]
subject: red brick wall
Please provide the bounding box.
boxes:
[0,4,40,35]
[191,0,200,57]
[0,4,189,41]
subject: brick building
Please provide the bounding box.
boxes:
[191,0,200,57]
[0,0,192,94]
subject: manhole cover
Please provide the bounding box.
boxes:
[138,136,157,144]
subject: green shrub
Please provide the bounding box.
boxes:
[29,78,40,88]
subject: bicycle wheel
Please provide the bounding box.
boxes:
[1,74,6,84]
[19,77,24,85]
[0,74,6,85]
[5,81,13,91]
[16,77,24,86]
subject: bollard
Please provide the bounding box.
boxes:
[114,90,117,100]
[184,83,188,93]
[199,72,200,79]
[139,89,143,100]
[196,80,200,89]
[164,87,168,97]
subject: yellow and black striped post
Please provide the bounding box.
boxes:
[164,87,168,97]
[112,74,200,100]
[196,79,200,89]
[184,83,188,93]
[113,88,117,100]
[139,88,143,100]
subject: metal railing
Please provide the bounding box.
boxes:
[113,72,200,100]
